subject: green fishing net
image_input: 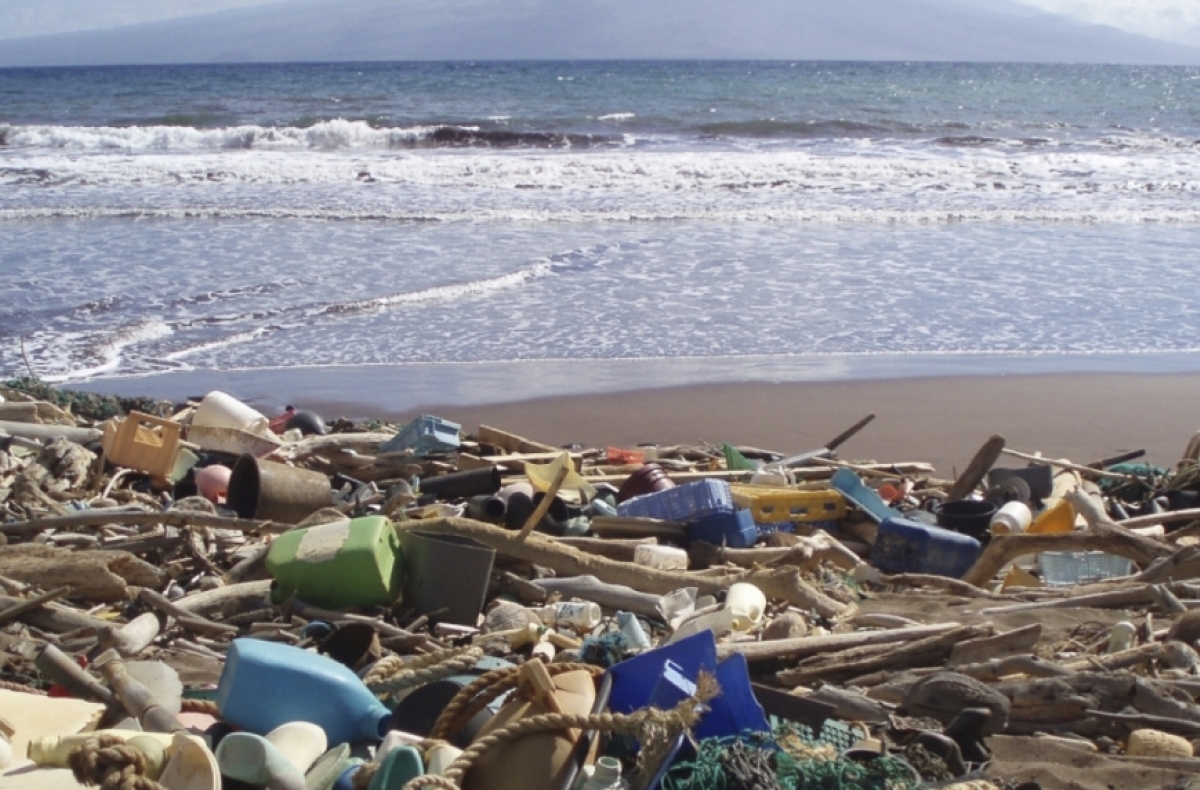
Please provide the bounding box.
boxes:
[661,726,918,790]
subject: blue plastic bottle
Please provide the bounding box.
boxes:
[217,639,391,746]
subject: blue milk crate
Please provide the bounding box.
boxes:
[617,478,735,522]
[379,414,461,457]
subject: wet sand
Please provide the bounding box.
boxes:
[244,371,1200,476]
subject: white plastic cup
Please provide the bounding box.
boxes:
[633,544,689,571]
[725,583,766,631]
[989,501,1033,536]
[192,390,270,434]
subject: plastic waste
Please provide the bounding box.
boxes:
[1108,621,1137,654]
[577,756,629,790]
[532,601,602,631]
[266,515,402,610]
[192,390,270,434]
[526,451,596,505]
[425,742,463,776]
[194,465,231,504]
[367,744,424,790]
[216,732,306,790]
[379,414,460,456]
[1028,498,1076,534]
[266,721,327,775]
[872,517,982,579]
[989,500,1032,536]
[615,612,652,651]
[633,544,688,570]
[725,583,766,630]
[216,639,391,746]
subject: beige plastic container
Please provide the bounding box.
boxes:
[989,501,1032,536]
[633,544,688,571]
[192,391,269,435]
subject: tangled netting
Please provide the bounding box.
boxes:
[661,725,919,790]
[4,378,174,421]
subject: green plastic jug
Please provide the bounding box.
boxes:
[266,515,402,610]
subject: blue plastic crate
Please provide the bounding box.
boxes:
[618,478,734,522]
[379,414,461,457]
[687,509,758,548]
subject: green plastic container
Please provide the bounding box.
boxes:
[266,515,402,610]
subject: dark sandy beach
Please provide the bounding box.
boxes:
[81,370,1200,476]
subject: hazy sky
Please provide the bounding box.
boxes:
[2,0,1199,47]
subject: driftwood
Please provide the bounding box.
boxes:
[1063,643,1165,673]
[0,594,111,633]
[0,508,283,536]
[95,650,188,734]
[171,579,272,618]
[552,537,657,563]
[0,585,71,625]
[399,517,851,619]
[35,644,118,707]
[476,425,560,455]
[947,434,1006,501]
[1140,546,1200,584]
[1123,508,1200,530]
[692,531,860,572]
[1001,448,1140,481]
[529,576,664,619]
[777,625,988,686]
[717,622,962,662]
[963,528,1171,589]
[953,655,1073,682]
[948,624,1043,667]
[876,571,1011,600]
[980,586,1159,616]
[274,431,396,462]
[139,588,239,638]
[804,686,894,722]
[0,544,165,602]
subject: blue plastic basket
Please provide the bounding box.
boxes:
[379,414,461,456]
[618,479,735,522]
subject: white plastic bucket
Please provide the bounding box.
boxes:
[192,391,269,435]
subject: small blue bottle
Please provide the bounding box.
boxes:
[217,639,391,746]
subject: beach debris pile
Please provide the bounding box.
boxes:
[4,379,1200,789]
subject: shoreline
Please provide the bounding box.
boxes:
[70,363,1200,476]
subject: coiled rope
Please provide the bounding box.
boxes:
[68,735,166,790]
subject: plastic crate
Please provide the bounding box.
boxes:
[1039,551,1134,587]
[730,485,847,524]
[380,414,461,456]
[102,411,181,480]
[687,509,758,548]
[617,478,734,522]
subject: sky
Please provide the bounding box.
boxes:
[2,0,1200,47]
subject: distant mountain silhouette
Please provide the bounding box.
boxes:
[1,0,1198,66]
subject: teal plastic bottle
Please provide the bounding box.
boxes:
[217,639,391,746]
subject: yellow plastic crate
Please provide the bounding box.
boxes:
[729,485,847,524]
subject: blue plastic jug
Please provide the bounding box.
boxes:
[216,639,391,746]
[872,517,981,579]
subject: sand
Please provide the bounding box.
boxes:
[79,369,1200,477]
[400,372,1200,477]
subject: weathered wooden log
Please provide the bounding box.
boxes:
[274,431,396,462]
[1087,710,1200,736]
[1140,546,1200,584]
[171,579,272,618]
[824,413,877,452]
[0,508,283,536]
[0,544,165,602]
[529,576,663,619]
[876,571,1011,600]
[0,594,111,632]
[948,624,1043,668]
[1062,643,1164,673]
[0,585,71,625]
[692,531,859,572]
[963,525,1170,589]
[476,425,560,455]
[804,686,894,723]
[947,435,1006,501]
[777,625,987,686]
[717,622,961,663]
[139,588,239,638]
[399,517,851,619]
[953,655,1072,682]
[980,586,1155,616]
[552,537,657,563]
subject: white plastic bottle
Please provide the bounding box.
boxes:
[532,601,602,631]
[577,756,630,790]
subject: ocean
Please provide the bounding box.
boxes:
[3,60,1200,411]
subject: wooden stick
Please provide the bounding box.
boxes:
[777,625,982,686]
[517,464,570,541]
[953,655,1073,682]
[530,576,664,619]
[824,413,876,453]
[94,650,187,734]
[139,588,239,637]
[0,585,71,625]
[35,644,118,707]
[980,585,1155,615]
[947,434,1006,501]
[1122,508,1200,530]
[717,622,961,663]
[0,509,284,536]
[1000,448,1140,481]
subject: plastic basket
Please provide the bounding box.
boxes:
[618,478,735,523]
[730,485,847,524]
[101,411,181,480]
[380,414,461,456]
[1039,551,1134,587]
